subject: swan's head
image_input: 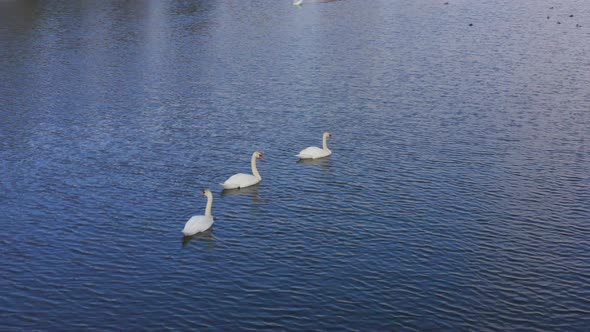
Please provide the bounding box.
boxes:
[201,189,212,197]
[323,131,333,139]
[254,151,265,161]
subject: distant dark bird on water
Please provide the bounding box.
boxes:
[547,16,550,19]
[569,14,574,17]
[576,24,582,28]
[444,1,449,4]
[469,23,473,26]
[557,21,561,24]
[549,6,554,9]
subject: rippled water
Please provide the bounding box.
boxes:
[1,0,590,330]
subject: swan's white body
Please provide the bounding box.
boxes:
[182,190,214,236]
[221,151,264,189]
[297,132,332,159]
[293,0,303,5]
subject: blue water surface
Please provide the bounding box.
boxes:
[1,0,589,330]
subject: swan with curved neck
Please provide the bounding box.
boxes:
[220,151,265,189]
[182,189,214,236]
[297,132,333,159]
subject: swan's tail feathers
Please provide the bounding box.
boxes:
[296,153,310,158]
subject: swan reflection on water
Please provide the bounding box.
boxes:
[297,156,332,166]
[182,228,215,249]
[297,158,332,175]
[221,183,262,203]
[294,0,342,6]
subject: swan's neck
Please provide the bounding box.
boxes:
[251,154,261,180]
[205,193,213,217]
[323,135,330,151]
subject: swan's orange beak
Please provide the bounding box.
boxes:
[259,155,265,161]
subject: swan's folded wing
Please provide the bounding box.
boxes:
[221,173,259,189]
[182,215,214,235]
[220,182,239,189]
[297,146,323,159]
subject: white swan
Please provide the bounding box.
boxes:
[182,189,214,236]
[297,132,332,159]
[293,0,303,6]
[220,151,265,189]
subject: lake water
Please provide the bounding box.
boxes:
[1,0,589,330]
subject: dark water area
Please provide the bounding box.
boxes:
[1,0,590,330]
